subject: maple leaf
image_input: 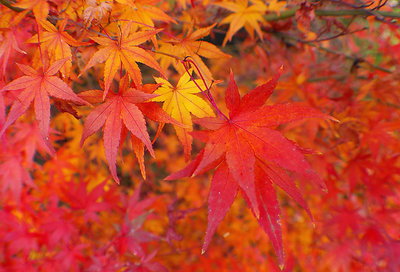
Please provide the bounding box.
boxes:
[83,0,113,27]
[116,0,176,28]
[266,0,286,15]
[152,71,215,160]
[0,28,27,78]
[1,210,39,257]
[166,68,335,265]
[80,74,181,183]
[113,184,161,263]
[0,147,35,202]
[157,24,230,81]
[124,182,157,220]
[114,211,160,258]
[60,180,111,222]
[26,20,90,78]
[10,122,56,165]
[80,22,165,99]
[40,195,78,249]
[0,58,88,139]
[360,120,400,159]
[54,244,87,272]
[215,0,267,46]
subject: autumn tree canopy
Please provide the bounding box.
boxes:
[0,0,399,271]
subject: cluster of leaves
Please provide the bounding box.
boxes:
[1,0,400,271]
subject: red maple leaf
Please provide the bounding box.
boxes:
[0,147,35,202]
[0,58,88,139]
[0,28,27,78]
[79,74,182,184]
[60,179,111,222]
[166,68,336,265]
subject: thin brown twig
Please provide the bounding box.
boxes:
[303,27,368,43]
[326,0,397,25]
[264,8,400,22]
[274,32,393,73]
[328,0,375,9]
[181,57,229,121]
[373,0,389,10]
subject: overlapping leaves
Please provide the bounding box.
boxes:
[152,71,215,160]
[79,74,181,183]
[167,68,335,264]
[80,22,165,99]
[0,58,88,139]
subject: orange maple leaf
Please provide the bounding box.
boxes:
[158,24,230,81]
[80,22,165,99]
[83,0,113,27]
[26,20,90,78]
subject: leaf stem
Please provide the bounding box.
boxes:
[151,49,182,60]
[181,57,229,121]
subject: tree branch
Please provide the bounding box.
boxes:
[0,0,25,12]
[264,8,400,22]
[274,32,394,73]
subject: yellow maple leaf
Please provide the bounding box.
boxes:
[267,0,286,15]
[215,0,267,46]
[152,71,215,160]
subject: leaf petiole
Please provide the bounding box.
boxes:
[181,57,229,121]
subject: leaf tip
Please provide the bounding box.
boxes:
[113,177,120,185]
[201,249,206,255]
[148,148,156,159]
[279,264,284,271]
[79,138,85,148]
[330,116,340,123]
[254,209,260,220]
[229,68,234,79]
